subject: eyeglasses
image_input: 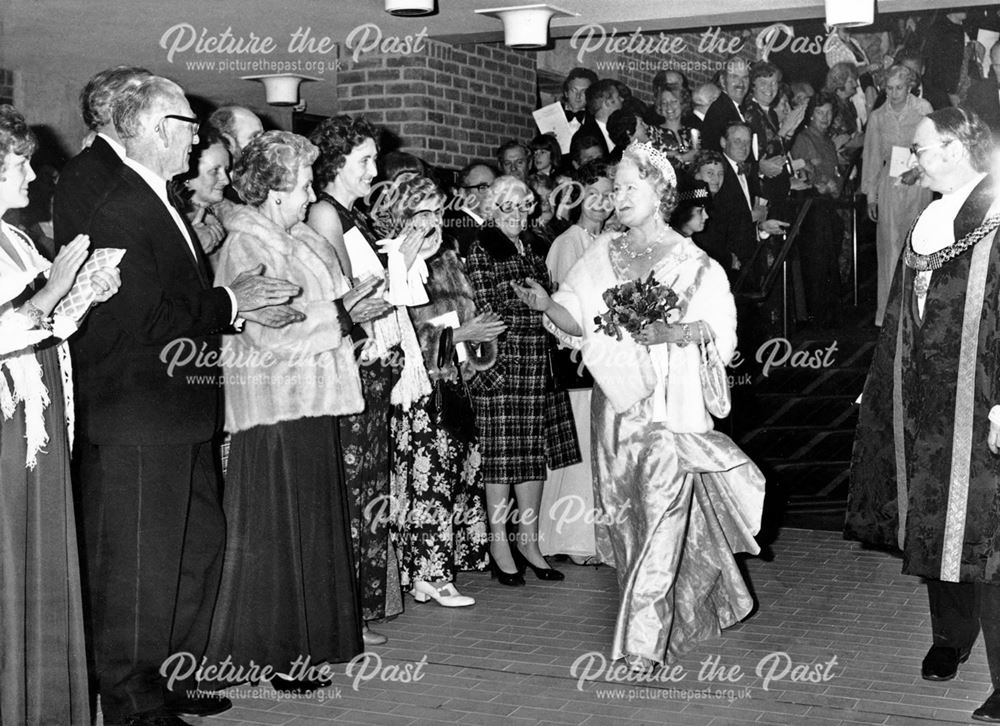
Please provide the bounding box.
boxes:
[161,114,200,135]
[909,140,953,158]
[461,182,492,191]
[498,200,536,213]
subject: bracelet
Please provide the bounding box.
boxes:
[19,301,53,332]
[677,323,694,347]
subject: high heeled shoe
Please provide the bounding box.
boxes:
[412,580,475,607]
[489,558,525,586]
[271,672,332,694]
[511,545,565,581]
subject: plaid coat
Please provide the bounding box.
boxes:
[465,225,581,484]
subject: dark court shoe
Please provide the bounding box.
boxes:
[973,690,1000,722]
[511,545,565,581]
[271,673,333,694]
[921,645,971,681]
[166,693,232,717]
[489,558,525,586]
[119,709,193,726]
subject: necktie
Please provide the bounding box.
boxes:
[736,162,748,176]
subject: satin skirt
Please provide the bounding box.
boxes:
[591,386,765,663]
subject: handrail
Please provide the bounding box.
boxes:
[733,198,813,302]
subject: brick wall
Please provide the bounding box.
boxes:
[337,39,537,169]
[0,70,13,106]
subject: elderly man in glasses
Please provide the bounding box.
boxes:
[849,107,1000,723]
[68,75,301,726]
[444,160,498,257]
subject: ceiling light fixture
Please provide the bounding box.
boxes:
[825,0,875,27]
[474,4,576,49]
[241,73,323,106]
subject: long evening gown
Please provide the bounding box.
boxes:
[0,224,89,725]
[549,232,765,663]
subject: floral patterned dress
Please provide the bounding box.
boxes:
[390,404,489,587]
[390,250,490,588]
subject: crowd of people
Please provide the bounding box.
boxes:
[7,9,1000,726]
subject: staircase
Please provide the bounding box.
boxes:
[729,211,879,533]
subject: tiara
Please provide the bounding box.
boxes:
[624,140,677,187]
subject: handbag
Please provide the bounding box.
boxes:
[697,322,731,418]
[429,326,477,444]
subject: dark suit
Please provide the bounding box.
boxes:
[693,157,759,274]
[570,115,610,157]
[443,207,486,258]
[52,135,122,248]
[700,94,746,154]
[964,79,1000,134]
[71,162,231,724]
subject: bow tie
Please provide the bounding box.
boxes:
[565,108,586,123]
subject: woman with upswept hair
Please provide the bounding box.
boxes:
[516,141,764,671]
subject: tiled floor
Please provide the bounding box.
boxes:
[189,529,993,726]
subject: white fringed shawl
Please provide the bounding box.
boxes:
[0,222,76,468]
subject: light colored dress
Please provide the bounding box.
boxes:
[861,93,933,325]
[539,225,611,563]
[547,231,765,663]
[0,222,89,725]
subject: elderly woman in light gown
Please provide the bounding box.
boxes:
[861,64,933,326]
[515,141,765,670]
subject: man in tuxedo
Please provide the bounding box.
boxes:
[692,83,721,124]
[848,107,1000,724]
[571,79,623,156]
[444,161,497,257]
[561,67,597,136]
[694,123,787,278]
[701,58,750,153]
[52,65,150,248]
[71,76,300,726]
[207,104,263,163]
[963,41,1000,134]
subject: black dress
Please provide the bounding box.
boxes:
[209,416,364,670]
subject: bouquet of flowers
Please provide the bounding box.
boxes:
[594,271,681,341]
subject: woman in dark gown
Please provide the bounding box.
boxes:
[209,131,372,690]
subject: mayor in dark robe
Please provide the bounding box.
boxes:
[847,107,1000,724]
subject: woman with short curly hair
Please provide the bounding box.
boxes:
[516,140,764,670]
[0,104,121,724]
[208,130,376,689]
[376,172,501,607]
[465,174,581,587]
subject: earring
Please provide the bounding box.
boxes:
[275,199,282,205]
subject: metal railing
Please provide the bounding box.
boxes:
[732,195,860,337]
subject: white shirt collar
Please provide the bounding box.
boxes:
[911,172,988,255]
[122,155,169,204]
[96,132,127,160]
